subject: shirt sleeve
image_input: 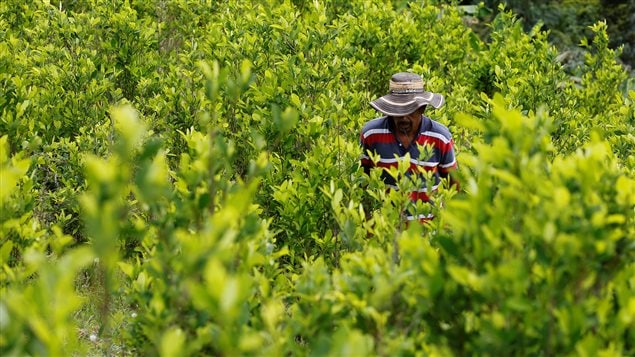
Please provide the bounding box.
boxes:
[438,138,457,177]
[360,131,374,175]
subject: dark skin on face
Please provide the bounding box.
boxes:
[393,106,425,148]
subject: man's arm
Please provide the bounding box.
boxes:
[360,131,374,175]
[439,138,459,191]
[440,168,460,191]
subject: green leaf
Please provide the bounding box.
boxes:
[616,176,635,206]
[455,112,485,131]
[111,104,146,155]
[0,241,14,266]
[160,327,185,357]
[118,262,134,278]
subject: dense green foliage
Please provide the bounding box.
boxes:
[1,0,633,355]
[464,0,635,71]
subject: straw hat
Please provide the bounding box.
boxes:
[370,72,444,116]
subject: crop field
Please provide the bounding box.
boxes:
[1,0,634,355]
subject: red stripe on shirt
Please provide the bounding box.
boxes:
[376,161,398,169]
[361,158,374,166]
[363,133,394,146]
[409,191,431,202]
[386,186,432,202]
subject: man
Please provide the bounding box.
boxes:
[360,72,458,223]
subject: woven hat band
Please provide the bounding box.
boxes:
[390,88,425,94]
[389,79,424,94]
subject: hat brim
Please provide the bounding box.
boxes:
[370,92,444,116]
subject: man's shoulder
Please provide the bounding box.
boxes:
[424,117,453,140]
[361,116,389,134]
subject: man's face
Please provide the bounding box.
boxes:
[393,109,422,135]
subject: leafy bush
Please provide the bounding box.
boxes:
[1,1,633,355]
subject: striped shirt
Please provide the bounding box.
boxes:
[360,115,457,220]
